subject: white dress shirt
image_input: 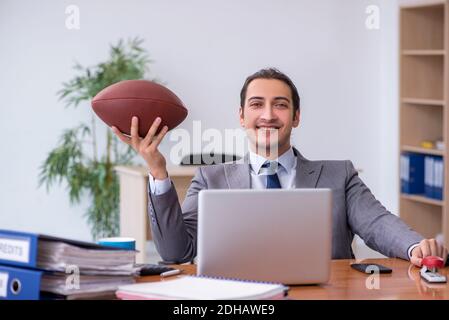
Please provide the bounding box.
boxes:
[248,147,297,189]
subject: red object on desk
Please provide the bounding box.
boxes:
[422,256,444,269]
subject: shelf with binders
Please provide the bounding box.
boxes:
[399,0,448,246]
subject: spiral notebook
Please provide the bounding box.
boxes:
[116,276,289,300]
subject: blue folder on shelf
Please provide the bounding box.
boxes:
[424,156,434,199]
[424,156,444,200]
[401,153,425,195]
[0,265,42,300]
[433,156,444,200]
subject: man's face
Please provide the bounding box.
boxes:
[239,79,300,157]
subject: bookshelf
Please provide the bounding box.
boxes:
[399,0,449,247]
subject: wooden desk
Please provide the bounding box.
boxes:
[137,258,449,300]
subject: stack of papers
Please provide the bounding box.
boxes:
[41,272,135,298]
[116,276,288,300]
[37,239,138,298]
[37,240,138,275]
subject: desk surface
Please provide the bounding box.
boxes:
[137,258,449,300]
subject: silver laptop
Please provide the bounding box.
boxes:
[197,189,332,285]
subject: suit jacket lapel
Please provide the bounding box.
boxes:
[293,147,323,188]
[224,155,251,189]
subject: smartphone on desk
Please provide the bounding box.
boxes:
[351,263,392,274]
[134,263,175,276]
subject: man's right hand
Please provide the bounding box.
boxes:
[111,116,169,180]
[410,238,448,268]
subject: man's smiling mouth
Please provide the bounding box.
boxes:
[256,125,281,129]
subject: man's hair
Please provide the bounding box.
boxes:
[240,68,300,116]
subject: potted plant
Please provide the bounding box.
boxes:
[39,37,157,239]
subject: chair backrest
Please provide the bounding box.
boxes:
[180,153,241,166]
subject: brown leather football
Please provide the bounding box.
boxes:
[91,80,188,137]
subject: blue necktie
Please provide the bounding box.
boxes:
[262,161,282,189]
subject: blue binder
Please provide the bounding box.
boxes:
[424,156,444,200]
[0,265,42,300]
[0,229,123,269]
[424,156,434,199]
[433,156,444,200]
[401,153,425,194]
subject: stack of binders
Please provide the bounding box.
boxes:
[0,230,138,300]
[400,153,444,200]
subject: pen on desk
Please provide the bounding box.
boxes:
[160,269,183,278]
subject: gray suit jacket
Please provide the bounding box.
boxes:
[148,148,423,263]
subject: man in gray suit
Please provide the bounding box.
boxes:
[112,68,447,267]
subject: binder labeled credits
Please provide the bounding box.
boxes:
[0,265,42,300]
[0,230,39,268]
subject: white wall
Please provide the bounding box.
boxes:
[0,0,399,241]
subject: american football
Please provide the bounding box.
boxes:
[91,80,188,137]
